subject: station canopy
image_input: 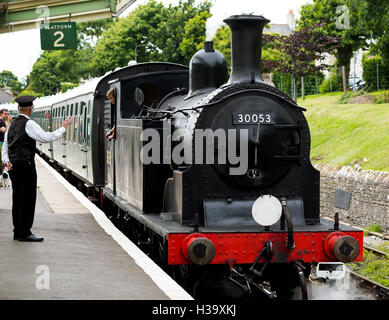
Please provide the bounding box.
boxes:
[0,0,136,33]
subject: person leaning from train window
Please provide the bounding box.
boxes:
[2,96,72,242]
[105,88,116,141]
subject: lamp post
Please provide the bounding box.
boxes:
[353,51,357,90]
[135,43,145,62]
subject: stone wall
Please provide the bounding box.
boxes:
[315,163,389,232]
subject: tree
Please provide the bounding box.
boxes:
[212,25,284,73]
[30,50,81,95]
[0,70,18,87]
[0,70,23,94]
[212,25,231,66]
[297,0,370,84]
[265,25,339,76]
[152,0,211,64]
[30,52,63,95]
[77,18,114,48]
[179,11,212,64]
[357,0,389,62]
[211,22,336,99]
[263,24,339,100]
[90,0,211,76]
[90,1,166,75]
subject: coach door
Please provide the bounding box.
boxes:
[45,107,54,159]
[104,85,118,194]
[80,101,89,180]
[60,105,68,167]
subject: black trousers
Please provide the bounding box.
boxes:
[8,160,37,237]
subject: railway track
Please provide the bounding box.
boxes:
[364,245,388,258]
[349,270,389,299]
[365,230,389,241]
[349,233,389,299]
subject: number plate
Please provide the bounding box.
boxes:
[232,112,275,125]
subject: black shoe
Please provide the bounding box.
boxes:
[18,234,44,242]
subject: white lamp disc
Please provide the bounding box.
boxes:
[252,195,282,226]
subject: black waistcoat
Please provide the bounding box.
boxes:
[7,115,36,162]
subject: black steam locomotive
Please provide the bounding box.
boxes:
[20,15,363,299]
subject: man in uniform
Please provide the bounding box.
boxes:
[2,96,72,242]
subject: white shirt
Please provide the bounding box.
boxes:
[2,114,65,163]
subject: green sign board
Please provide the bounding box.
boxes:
[40,22,77,50]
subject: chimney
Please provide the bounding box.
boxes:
[223,15,270,85]
[287,9,295,31]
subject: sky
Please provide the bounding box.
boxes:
[0,0,312,81]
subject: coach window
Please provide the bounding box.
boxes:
[53,109,56,129]
[55,108,59,129]
[71,104,74,142]
[41,111,44,130]
[86,100,91,145]
[82,102,87,144]
[82,103,86,144]
[74,103,78,142]
[79,103,83,143]
[66,105,70,140]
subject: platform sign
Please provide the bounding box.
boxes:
[40,22,77,50]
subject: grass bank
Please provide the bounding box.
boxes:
[347,249,389,288]
[297,91,389,171]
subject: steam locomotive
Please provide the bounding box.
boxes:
[1,15,363,299]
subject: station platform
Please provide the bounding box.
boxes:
[0,156,192,300]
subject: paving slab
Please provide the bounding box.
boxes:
[0,159,171,300]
